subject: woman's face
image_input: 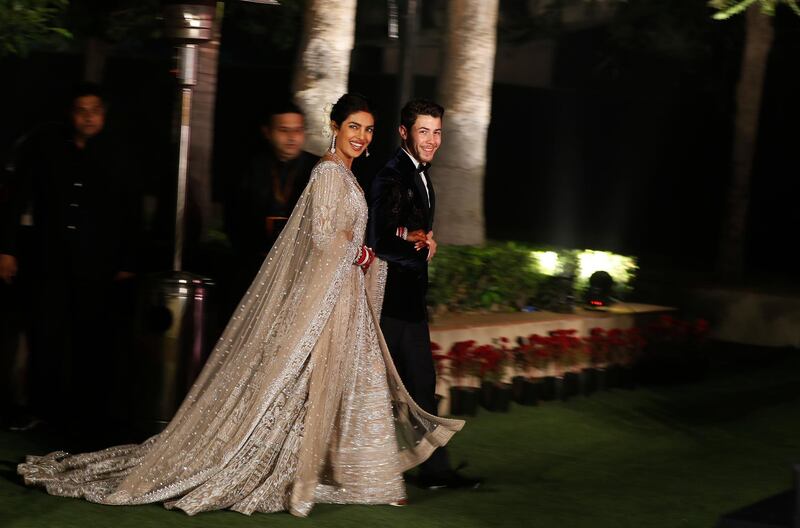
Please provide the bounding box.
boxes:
[334,111,374,160]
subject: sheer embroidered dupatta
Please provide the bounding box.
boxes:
[18,161,463,515]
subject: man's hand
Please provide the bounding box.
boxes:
[425,231,437,261]
[410,229,429,251]
[398,227,427,246]
[0,254,18,284]
[406,229,427,243]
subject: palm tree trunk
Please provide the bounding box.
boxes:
[718,6,773,278]
[292,0,358,156]
[435,0,499,245]
[83,36,109,82]
[398,0,419,113]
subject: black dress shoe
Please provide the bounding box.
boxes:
[418,469,484,490]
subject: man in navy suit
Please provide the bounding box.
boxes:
[368,99,481,490]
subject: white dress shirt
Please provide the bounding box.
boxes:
[402,148,430,207]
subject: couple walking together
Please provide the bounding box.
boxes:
[18,94,480,516]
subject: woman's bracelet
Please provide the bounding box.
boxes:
[354,245,375,268]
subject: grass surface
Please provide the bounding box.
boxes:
[1,345,799,527]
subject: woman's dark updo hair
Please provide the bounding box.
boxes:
[330,93,373,127]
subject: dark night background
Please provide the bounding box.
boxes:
[1,0,798,281]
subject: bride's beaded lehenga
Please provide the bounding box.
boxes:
[18,159,463,517]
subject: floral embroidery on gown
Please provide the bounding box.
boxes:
[17,160,464,517]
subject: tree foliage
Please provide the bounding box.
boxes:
[0,0,71,56]
[710,0,800,19]
[221,0,305,65]
[66,0,162,46]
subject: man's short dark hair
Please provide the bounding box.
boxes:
[260,100,305,126]
[400,99,444,131]
[69,82,107,107]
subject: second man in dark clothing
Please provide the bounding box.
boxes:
[225,101,317,305]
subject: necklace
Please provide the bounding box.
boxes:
[326,152,364,195]
[327,152,352,173]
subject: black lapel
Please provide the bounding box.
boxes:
[397,148,432,229]
[414,172,431,220]
[426,170,435,228]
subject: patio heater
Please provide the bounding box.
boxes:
[164,0,216,272]
[132,0,282,435]
[165,0,277,268]
[131,1,219,434]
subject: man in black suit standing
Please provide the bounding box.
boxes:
[368,99,481,489]
[225,101,317,308]
[0,83,142,432]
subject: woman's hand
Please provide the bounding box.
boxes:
[354,245,375,271]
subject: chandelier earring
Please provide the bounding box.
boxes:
[365,147,370,158]
[329,133,337,154]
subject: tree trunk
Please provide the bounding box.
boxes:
[187,4,222,242]
[83,36,109,82]
[718,6,773,279]
[398,0,419,115]
[435,0,499,245]
[292,0,358,156]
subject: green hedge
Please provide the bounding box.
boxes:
[428,242,637,314]
[428,242,544,313]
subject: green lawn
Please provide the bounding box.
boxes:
[1,345,798,528]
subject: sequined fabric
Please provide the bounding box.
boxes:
[18,160,464,517]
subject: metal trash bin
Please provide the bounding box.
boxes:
[132,271,216,435]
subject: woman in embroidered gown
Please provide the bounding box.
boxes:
[18,94,464,517]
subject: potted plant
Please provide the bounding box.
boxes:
[511,337,539,406]
[550,329,583,400]
[636,316,710,385]
[477,340,513,412]
[444,340,481,416]
[528,333,558,401]
[604,328,628,388]
[619,327,645,389]
[584,327,611,392]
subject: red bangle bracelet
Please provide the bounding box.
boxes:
[354,246,368,266]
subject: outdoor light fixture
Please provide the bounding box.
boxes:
[163,0,278,271]
[531,250,561,276]
[577,250,637,289]
[132,0,277,434]
[585,270,614,308]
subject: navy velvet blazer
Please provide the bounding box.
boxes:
[367,148,435,322]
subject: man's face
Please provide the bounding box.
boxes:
[72,95,106,139]
[399,114,442,164]
[262,112,305,161]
